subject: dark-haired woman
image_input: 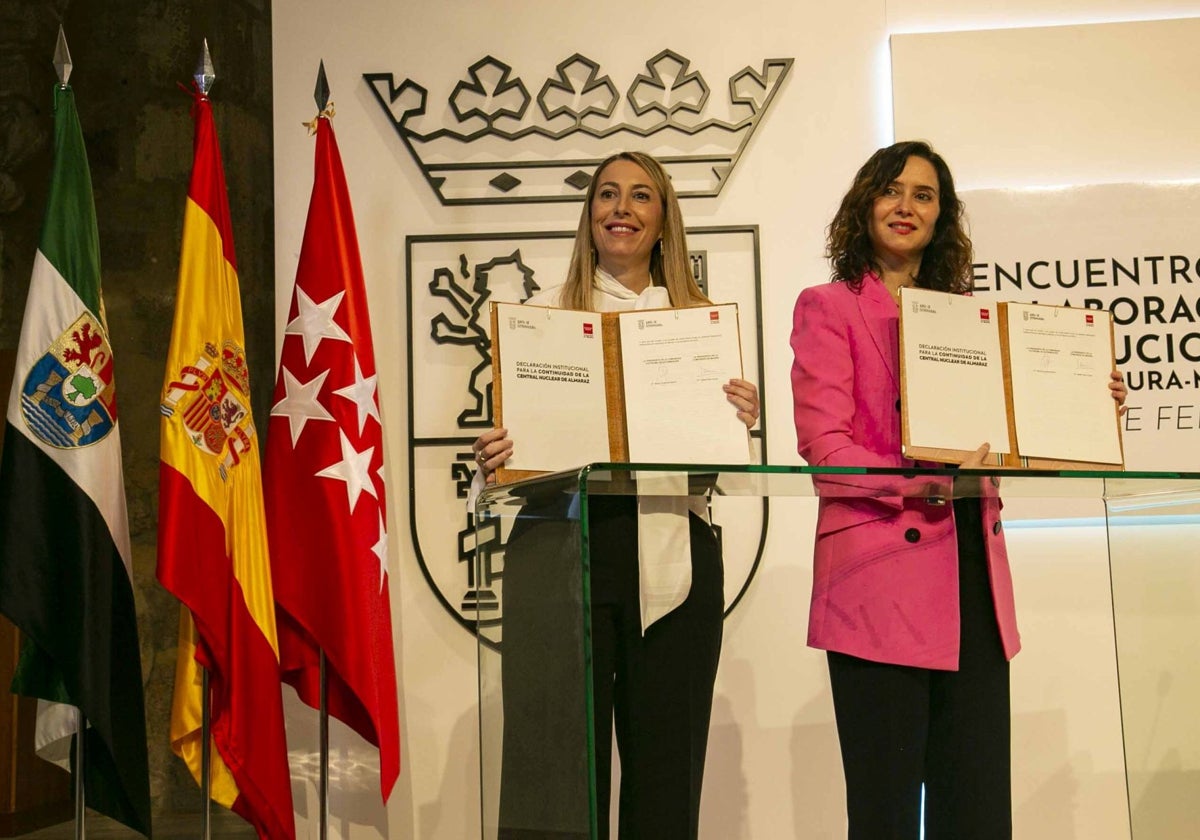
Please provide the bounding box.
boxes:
[790,141,1126,839]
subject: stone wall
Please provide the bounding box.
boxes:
[0,0,274,827]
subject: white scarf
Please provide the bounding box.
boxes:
[584,269,696,633]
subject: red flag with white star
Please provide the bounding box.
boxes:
[263,113,399,798]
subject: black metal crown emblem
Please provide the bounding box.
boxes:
[364,50,793,205]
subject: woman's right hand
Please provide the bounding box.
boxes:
[473,427,513,484]
[960,442,991,469]
[951,442,997,496]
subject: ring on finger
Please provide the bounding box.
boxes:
[477,449,486,464]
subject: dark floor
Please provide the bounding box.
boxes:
[14,810,255,839]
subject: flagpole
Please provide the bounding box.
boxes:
[51,29,88,840]
[201,669,212,840]
[312,61,333,840]
[190,37,219,835]
[191,40,218,840]
[74,707,86,840]
[319,650,330,840]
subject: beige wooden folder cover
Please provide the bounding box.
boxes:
[899,299,1125,471]
[489,304,627,485]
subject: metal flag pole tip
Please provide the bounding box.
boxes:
[304,60,334,134]
[195,38,215,95]
[53,25,72,87]
[315,60,330,113]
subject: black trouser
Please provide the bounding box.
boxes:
[498,496,723,840]
[826,498,1012,840]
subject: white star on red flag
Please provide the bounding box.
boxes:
[271,367,334,446]
[370,512,388,592]
[333,356,381,434]
[315,429,378,512]
[285,287,351,364]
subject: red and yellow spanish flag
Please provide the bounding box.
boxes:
[156,87,294,840]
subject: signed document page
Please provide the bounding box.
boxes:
[493,302,610,472]
[899,287,1012,457]
[1005,303,1122,463]
[617,303,749,464]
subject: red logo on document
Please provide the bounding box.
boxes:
[583,322,594,337]
[980,308,990,322]
[709,310,720,323]
[1085,314,1094,325]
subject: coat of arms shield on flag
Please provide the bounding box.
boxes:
[20,311,116,449]
[161,340,255,475]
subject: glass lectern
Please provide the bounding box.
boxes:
[474,464,1200,839]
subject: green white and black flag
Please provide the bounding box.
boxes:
[0,84,151,836]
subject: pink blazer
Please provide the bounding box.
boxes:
[790,275,1020,670]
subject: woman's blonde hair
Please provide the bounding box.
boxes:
[558,151,709,311]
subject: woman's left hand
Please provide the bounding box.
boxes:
[724,378,760,429]
[1110,369,1128,416]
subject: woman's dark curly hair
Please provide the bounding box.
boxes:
[826,140,972,293]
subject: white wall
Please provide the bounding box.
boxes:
[270,2,1200,837]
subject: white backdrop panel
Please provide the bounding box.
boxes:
[892,18,1200,189]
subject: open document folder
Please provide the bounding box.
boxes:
[899,287,1123,469]
[490,301,750,483]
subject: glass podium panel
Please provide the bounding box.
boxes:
[1104,479,1200,838]
[475,471,595,840]
[475,465,1200,839]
